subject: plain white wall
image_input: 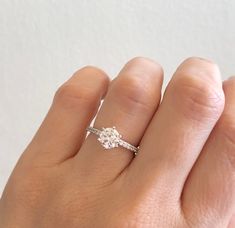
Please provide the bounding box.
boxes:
[0,0,235,193]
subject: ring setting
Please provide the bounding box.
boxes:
[86,126,139,155]
[98,127,121,149]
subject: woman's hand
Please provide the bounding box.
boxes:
[0,57,234,227]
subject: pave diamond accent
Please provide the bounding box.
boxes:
[98,127,121,149]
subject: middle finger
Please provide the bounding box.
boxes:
[127,57,225,199]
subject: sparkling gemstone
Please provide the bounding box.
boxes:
[98,127,121,149]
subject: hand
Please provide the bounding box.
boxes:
[0,57,234,227]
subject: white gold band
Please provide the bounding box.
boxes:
[86,126,139,155]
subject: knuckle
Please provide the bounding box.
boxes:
[171,76,224,121]
[183,56,216,65]
[113,75,155,112]
[127,56,163,74]
[78,65,107,77]
[179,57,221,84]
[129,56,149,63]
[54,83,99,109]
[79,65,100,71]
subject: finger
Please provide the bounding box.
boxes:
[21,66,109,165]
[126,57,225,200]
[76,57,163,182]
[181,77,235,227]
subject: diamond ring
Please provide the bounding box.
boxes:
[86,126,139,155]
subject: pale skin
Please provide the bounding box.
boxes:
[0,57,234,227]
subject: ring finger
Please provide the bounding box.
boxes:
[75,57,163,182]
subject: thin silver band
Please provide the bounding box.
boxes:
[86,126,139,155]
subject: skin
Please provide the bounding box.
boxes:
[0,57,234,227]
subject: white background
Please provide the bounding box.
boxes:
[0,0,235,193]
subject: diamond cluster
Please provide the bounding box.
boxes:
[98,127,121,149]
